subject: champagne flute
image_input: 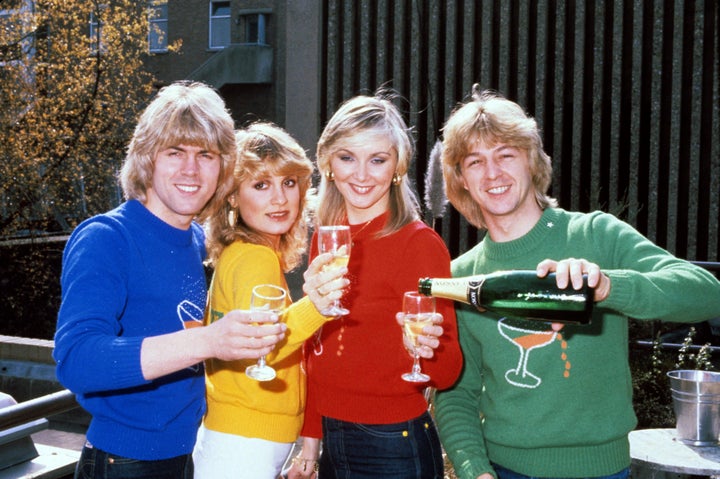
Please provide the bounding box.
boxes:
[245,284,287,381]
[317,225,351,316]
[401,291,435,383]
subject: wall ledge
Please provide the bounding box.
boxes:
[0,336,55,365]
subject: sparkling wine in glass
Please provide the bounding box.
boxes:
[317,225,351,316]
[401,291,434,383]
[245,284,287,381]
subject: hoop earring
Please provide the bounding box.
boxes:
[228,208,236,226]
[325,170,335,182]
[392,173,402,186]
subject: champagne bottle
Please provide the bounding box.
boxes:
[418,270,594,324]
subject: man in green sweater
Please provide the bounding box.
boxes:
[433,85,720,479]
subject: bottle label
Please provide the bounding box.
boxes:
[467,278,485,307]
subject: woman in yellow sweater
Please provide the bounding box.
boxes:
[193,122,348,479]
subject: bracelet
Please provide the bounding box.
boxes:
[291,456,319,473]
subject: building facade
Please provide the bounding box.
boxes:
[143,0,322,153]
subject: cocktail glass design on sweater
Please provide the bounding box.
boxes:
[498,318,558,388]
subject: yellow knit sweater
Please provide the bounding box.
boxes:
[203,241,331,443]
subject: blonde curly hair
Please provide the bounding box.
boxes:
[205,122,315,272]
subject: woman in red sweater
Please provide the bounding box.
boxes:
[286,93,463,478]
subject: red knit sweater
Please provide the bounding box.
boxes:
[301,214,463,438]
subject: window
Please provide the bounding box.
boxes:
[209,1,230,49]
[237,12,268,45]
[148,0,168,53]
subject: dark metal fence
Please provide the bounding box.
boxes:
[320,0,719,261]
[0,390,77,432]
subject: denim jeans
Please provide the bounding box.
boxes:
[74,444,193,479]
[319,411,444,478]
[491,463,631,479]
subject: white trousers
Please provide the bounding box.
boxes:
[193,424,293,479]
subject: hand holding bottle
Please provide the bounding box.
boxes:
[536,258,611,302]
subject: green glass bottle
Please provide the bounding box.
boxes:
[418,270,594,324]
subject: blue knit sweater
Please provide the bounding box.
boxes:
[54,200,207,460]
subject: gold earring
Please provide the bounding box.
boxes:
[228,208,236,226]
[325,170,335,181]
[392,173,402,186]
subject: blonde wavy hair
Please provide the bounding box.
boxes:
[120,81,237,223]
[205,122,315,272]
[441,85,557,229]
[315,92,420,235]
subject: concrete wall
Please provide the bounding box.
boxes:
[0,336,89,427]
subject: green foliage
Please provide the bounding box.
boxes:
[0,241,62,339]
[0,0,158,238]
[0,0,172,338]
[630,322,716,429]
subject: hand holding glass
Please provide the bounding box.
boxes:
[317,225,351,316]
[245,284,287,381]
[401,292,435,383]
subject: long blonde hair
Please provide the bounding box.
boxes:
[441,85,557,229]
[315,92,420,235]
[205,122,315,272]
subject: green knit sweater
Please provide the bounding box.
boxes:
[435,208,720,479]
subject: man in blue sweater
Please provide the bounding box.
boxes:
[54,81,287,479]
[434,85,720,479]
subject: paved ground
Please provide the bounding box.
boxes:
[32,425,86,451]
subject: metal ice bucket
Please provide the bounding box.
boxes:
[667,370,720,446]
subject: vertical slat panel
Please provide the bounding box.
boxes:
[461,0,476,97]
[664,0,684,254]
[341,0,356,99]
[699,0,719,260]
[375,0,390,87]
[318,0,719,261]
[618,2,646,229]
[514,1,529,108]
[606,0,623,216]
[586,0,603,211]
[679,0,704,259]
[408,0,423,140]
[576,0,592,212]
[323,1,341,119]
[358,0,372,89]
[659,0,676,254]
[392,1,407,94]
[641,0,659,237]
[550,1,568,205]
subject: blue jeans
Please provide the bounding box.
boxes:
[319,411,444,478]
[491,463,631,479]
[74,444,193,479]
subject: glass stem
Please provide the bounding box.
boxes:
[257,356,267,368]
[412,353,422,374]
